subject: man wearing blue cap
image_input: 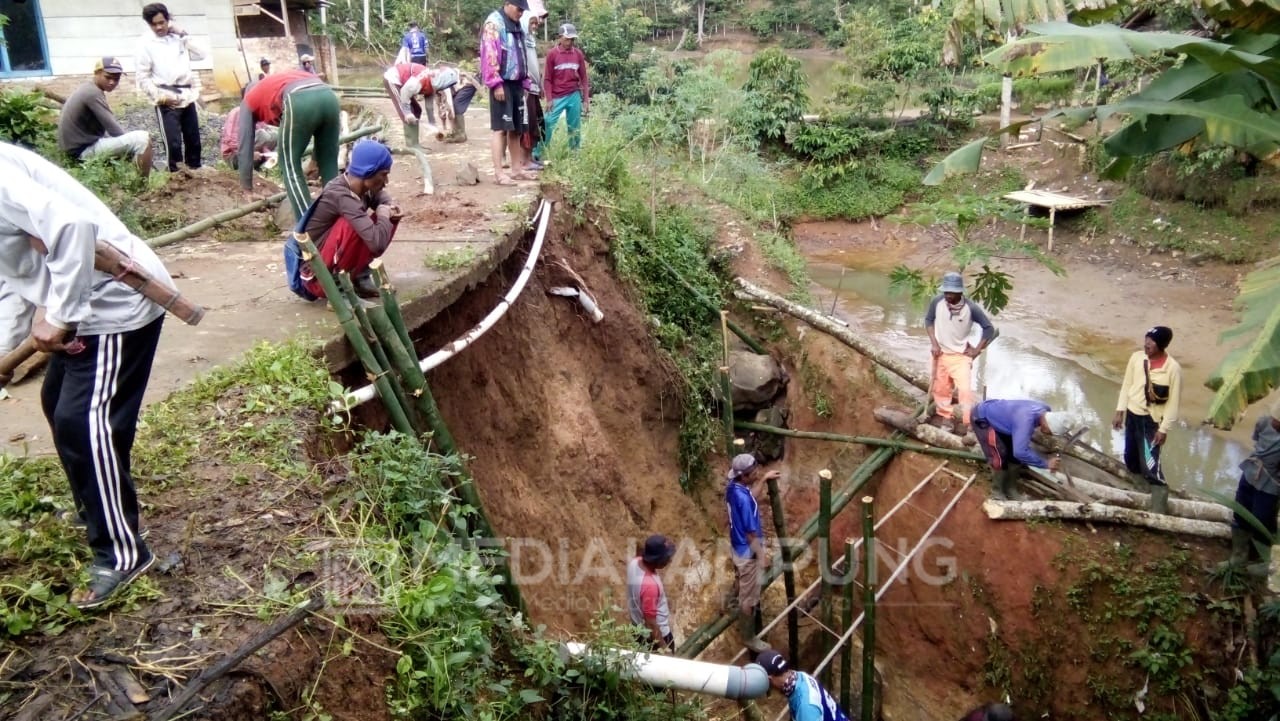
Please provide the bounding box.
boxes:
[924,271,996,434]
[756,649,851,721]
[284,140,400,300]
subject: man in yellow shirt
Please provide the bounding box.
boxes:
[1113,326,1181,514]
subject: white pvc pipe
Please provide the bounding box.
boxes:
[341,199,551,409]
[561,642,769,700]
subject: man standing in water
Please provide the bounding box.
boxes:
[1113,325,1181,514]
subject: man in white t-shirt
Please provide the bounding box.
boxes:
[923,271,996,434]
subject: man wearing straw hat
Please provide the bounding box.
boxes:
[0,141,175,609]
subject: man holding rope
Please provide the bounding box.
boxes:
[0,141,173,609]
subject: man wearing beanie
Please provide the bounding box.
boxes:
[1113,326,1182,513]
[726,453,777,653]
[238,69,341,221]
[1222,400,1280,576]
[756,649,851,721]
[627,534,677,651]
[283,140,400,300]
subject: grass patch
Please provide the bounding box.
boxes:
[424,246,480,271]
[758,231,812,301]
[793,158,922,220]
[1102,187,1270,264]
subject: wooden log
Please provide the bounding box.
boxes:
[737,278,924,393]
[982,499,1232,539]
[873,407,971,451]
[1060,474,1231,523]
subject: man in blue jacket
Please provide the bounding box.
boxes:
[970,399,1077,500]
[757,649,851,721]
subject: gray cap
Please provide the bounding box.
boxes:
[559,22,579,38]
[940,272,964,294]
[728,453,758,480]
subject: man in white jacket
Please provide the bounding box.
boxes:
[135,3,204,172]
[0,142,171,609]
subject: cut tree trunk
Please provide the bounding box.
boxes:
[1064,475,1231,523]
[873,407,971,451]
[983,499,1232,539]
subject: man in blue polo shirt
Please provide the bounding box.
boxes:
[403,22,429,65]
[726,453,776,653]
[756,648,851,721]
[970,399,1077,500]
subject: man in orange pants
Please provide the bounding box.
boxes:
[924,272,996,434]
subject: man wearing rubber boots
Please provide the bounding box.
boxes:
[1222,400,1280,576]
[924,272,996,435]
[725,453,776,653]
[0,142,171,609]
[970,398,1077,500]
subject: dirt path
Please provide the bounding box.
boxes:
[0,109,540,455]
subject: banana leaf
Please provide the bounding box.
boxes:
[922,118,1040,185]
[943,0,1124,65]
[1205,258,1280,429]
[985,23,1280,84]
[1100,95,1280,157]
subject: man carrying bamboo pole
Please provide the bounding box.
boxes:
[726,453,777,653]
[284,140,401,300]
[924,272,996,435]
[970,399,1077,501]
[756,649,851,721]
[0,142,173,609]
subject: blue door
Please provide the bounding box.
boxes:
[0,0,51,77]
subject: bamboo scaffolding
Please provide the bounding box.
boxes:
[295,233,415,434]
[680,444,901,658]
[819,469,834,689]
[859,497,876,721]
[337,272,420,434]
[720,461,951,665]
[765,474,800,663]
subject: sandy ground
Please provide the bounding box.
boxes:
[0,113,540,455]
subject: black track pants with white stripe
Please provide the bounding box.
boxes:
[41,317,163,571]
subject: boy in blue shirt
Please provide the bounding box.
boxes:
[757,649,850,721]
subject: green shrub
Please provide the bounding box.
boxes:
[795,159,920,220]
[779,31,812,49]
[0,88,57,152]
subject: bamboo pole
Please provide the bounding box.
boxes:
[679,445,899,657]
[337,272,421,434]
[819,469,834,689]
[369,260,416,362]
[860,497,876,721]
[367,303,526,614]
[296,234,415,434]
[147,125,382,249]
[736,420,984,461]
[765,474,799,663]
[840,537,855,713]
[720,367,736,456]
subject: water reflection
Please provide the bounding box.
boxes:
[808,262,1248,495]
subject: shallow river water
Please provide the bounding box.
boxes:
[805,255,1250,497]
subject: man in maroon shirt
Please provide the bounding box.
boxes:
[542,23,590,152]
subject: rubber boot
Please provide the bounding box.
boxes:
[1149,484,1170,515]
[403,121,420,150]
[989,471,1009,501]
[738,607,768,654]
[1248,543,1273,578]
[445,112,467,143]
[1217,528,1252,571]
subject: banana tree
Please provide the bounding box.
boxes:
[1206,259,1280,429]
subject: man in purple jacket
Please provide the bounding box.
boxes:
[970,399,1078,500]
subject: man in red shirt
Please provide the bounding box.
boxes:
[542,23,590,152]
[627,534,676,652]
[238,70,340,221]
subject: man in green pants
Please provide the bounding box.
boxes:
[239,70,341,221]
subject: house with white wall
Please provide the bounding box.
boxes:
[0,0,320,96]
